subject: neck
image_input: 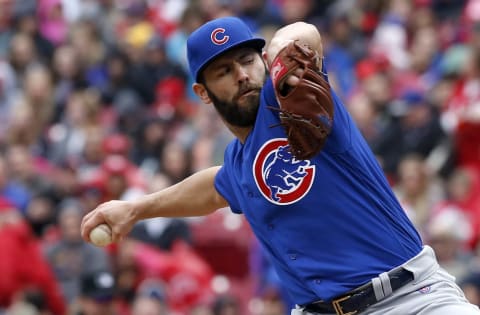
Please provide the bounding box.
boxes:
[225,123,252,144]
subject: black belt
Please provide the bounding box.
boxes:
[303,268,414,315]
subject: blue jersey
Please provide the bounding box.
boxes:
[214,72,422,305]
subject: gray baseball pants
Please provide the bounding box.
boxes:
[292,246,480,315]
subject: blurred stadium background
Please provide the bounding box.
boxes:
[1,0,480,314]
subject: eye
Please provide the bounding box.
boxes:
[241,55,255,65]
[216,66,231,78]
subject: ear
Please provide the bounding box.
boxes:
[192,83,212,104]
[262,51,270,70]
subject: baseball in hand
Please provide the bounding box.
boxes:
[89,223,113,247]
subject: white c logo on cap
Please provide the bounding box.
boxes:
[211,28,229,45]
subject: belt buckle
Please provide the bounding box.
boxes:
[332,295,358,315]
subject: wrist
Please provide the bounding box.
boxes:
[130,195,152,221]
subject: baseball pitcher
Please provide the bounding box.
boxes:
[82,17,480,315]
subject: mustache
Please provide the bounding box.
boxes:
[235,83,262,100]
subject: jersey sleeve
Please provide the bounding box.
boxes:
[214,143,243,214]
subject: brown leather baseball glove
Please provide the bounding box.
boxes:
[269,40,334,160]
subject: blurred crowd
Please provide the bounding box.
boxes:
[1,0,480,314]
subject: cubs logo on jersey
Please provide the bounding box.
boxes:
[253,138,315,205]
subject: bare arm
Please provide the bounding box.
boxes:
[264,22,323,67]
[81,166,228,243]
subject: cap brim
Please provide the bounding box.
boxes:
[195,38,265,82]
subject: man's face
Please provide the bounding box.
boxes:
[81,297,115,315]
[200,47,268,127]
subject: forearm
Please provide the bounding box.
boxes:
[132,166,228,220]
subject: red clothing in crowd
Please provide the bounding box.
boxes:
[0,199,66,315]
[445,78,480,171]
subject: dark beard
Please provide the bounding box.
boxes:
[205,69,268,127]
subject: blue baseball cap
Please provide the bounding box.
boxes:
[187,16,265,82]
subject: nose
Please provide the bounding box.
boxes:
[234,63,249,84]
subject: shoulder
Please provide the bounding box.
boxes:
[261,78,277,107]
[222,139,242,163]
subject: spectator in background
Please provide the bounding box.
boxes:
[47,160,81,204]
[0,197,65,315]
[132,117,169,171]
[277,0,317,26]
[23,189,57,239]
[37,0,67,46]
[74,127,107,186]
[0,0,14,58]
[45,199,112,304]
[0,59,19,140]
[97,48,135,108]
[7,32,40,81]
[22,64,55,154]
[237,0,283,34]
[461,271,480,307]
[72,270,120,315]
[112,240,142,312]
[442,47,480,172]
[97,154,146,202]
[11,3,54,64]
[371,90,447,176]
[130,279,169,315]
[51,44,88,121]
[393,154,445,234]
[249,239,293,312]
[113,90,146,138]
[350,57,396,174]
[7,288,54,315]
[5,144,52,198]
[393,26,443,95]
[424,208,475,280]
[69,20,108,94]
[130,293,167,315]
[211,295,240,315]
[189,104,234,171]
[323,2,368,98]
[158,142,192,183]
[3,0,480,314]
[4,96,39,150]
[46,89,102,164]
[369,0,410,70]
[0,155,31,213]
[196,0,236,21]
[256,287,287,315]
[129,34,188,106]
[189,304,214,315]
[165,3,205,78]
[432,166,480,249]
[344,91,378,147]
[166,4,206,101]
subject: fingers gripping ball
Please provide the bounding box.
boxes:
[89,223,113,247]
[270,40,334,160]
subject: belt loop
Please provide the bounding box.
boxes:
[379,271,393,297]
[372,277,384,301]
